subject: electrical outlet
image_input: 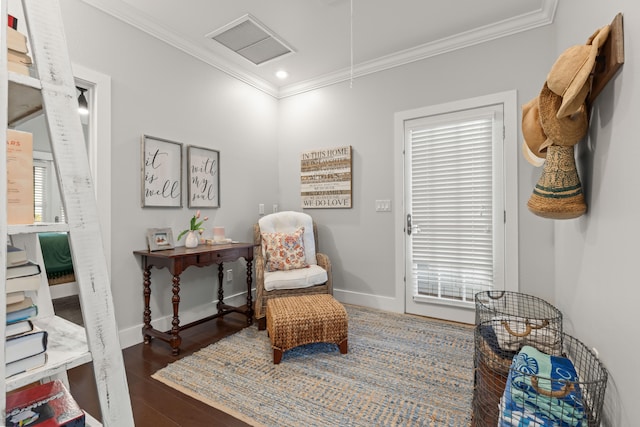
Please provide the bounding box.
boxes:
[226,269,233,282]
[273,204,278,213]
[259,203,265,215]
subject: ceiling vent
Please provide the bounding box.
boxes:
[206,14,295,66]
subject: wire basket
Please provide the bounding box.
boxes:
[473,291,565,427]
[473,322,518,426]
[475,291,563,345]
[499,333,608,427]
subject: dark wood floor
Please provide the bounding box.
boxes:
[67,311,254,426]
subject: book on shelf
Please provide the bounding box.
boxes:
[7,244,28,266]
[8,48,33,65]
[7,60,30,76]
[7,260,41,279]
[6,319,34,337]
[7,48,33,77]
[7,271,42,293]
[7,291,25,305]
[7,296,38,323]
[7,129,34,224]
[6,26,28,54]
[6,379,85,427]
[5,327,47,364]
[6,351,47,378]
[8,14,18,30]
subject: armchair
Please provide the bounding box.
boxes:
[253,211,332,330]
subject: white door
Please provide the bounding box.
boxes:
[399,92,518,324]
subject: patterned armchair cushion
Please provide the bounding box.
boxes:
[261,226,309,272]
[258,211,317,266]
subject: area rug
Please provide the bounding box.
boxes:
[152,304,475,426]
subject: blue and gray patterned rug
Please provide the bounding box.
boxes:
[152,304,475,426]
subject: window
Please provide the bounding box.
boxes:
[33,161,46,222]
[32,153,64,223]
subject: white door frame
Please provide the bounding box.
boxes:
[393,90,519,321]
[72,64,112,272]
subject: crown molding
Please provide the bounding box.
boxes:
[80,0,557,99]
[279,0,558,98]
[79,0,279,97]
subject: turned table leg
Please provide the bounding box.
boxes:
[170,274,182,355]
[142,267,153,344]
[245,258,253,325]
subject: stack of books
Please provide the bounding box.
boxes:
[5,245,47,377]
[7,15,33,76]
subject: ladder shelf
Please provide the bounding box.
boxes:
[2,1,134,425]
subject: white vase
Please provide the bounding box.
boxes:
[184,230,198,248]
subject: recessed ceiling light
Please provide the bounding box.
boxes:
[275,70,289,80]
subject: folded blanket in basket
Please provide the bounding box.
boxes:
[499,345,584,427]
[493,316,562,355]
[478,323,518,360]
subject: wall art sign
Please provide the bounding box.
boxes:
[187,145,220,208]
[141,135,182,208]
[300,145,352,209]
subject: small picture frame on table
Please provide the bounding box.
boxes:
[147,228,175,251]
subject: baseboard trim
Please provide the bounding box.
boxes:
[118,288,405,349]
[333,288,403,314]
[50,281,79,299]
[118,292,249,349]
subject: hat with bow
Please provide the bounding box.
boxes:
[546,25,611,118]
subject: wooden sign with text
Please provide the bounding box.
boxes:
[301,145,352,209]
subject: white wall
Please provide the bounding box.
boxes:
[59,0,280,345]
[278,8,636,423]
[54,0,635,423]
[277,27,558,309]
[552,2,639,426]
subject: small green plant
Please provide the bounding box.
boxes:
[177,210,208,241]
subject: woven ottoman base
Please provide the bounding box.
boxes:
[266,294,348,364]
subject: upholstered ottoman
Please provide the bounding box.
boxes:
[266,294,348,364]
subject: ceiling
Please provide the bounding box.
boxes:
[80,0,557,98]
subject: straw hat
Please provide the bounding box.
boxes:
[546,25,611,118]
[538,83,588,146]
[521,96,552,167]
[527,145,586,219]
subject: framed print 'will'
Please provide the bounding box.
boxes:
[301,145,352,209]
[141,135,183,207]
[188,145,220,208]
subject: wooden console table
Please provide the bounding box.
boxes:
[133,243,253,355]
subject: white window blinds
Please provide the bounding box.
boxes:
[33,162,47,223]
[409,107,501,302]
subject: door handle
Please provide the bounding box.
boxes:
[407,214,421,235]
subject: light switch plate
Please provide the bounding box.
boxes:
[375,200,391,212]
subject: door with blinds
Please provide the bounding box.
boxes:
[403,102,506,324]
